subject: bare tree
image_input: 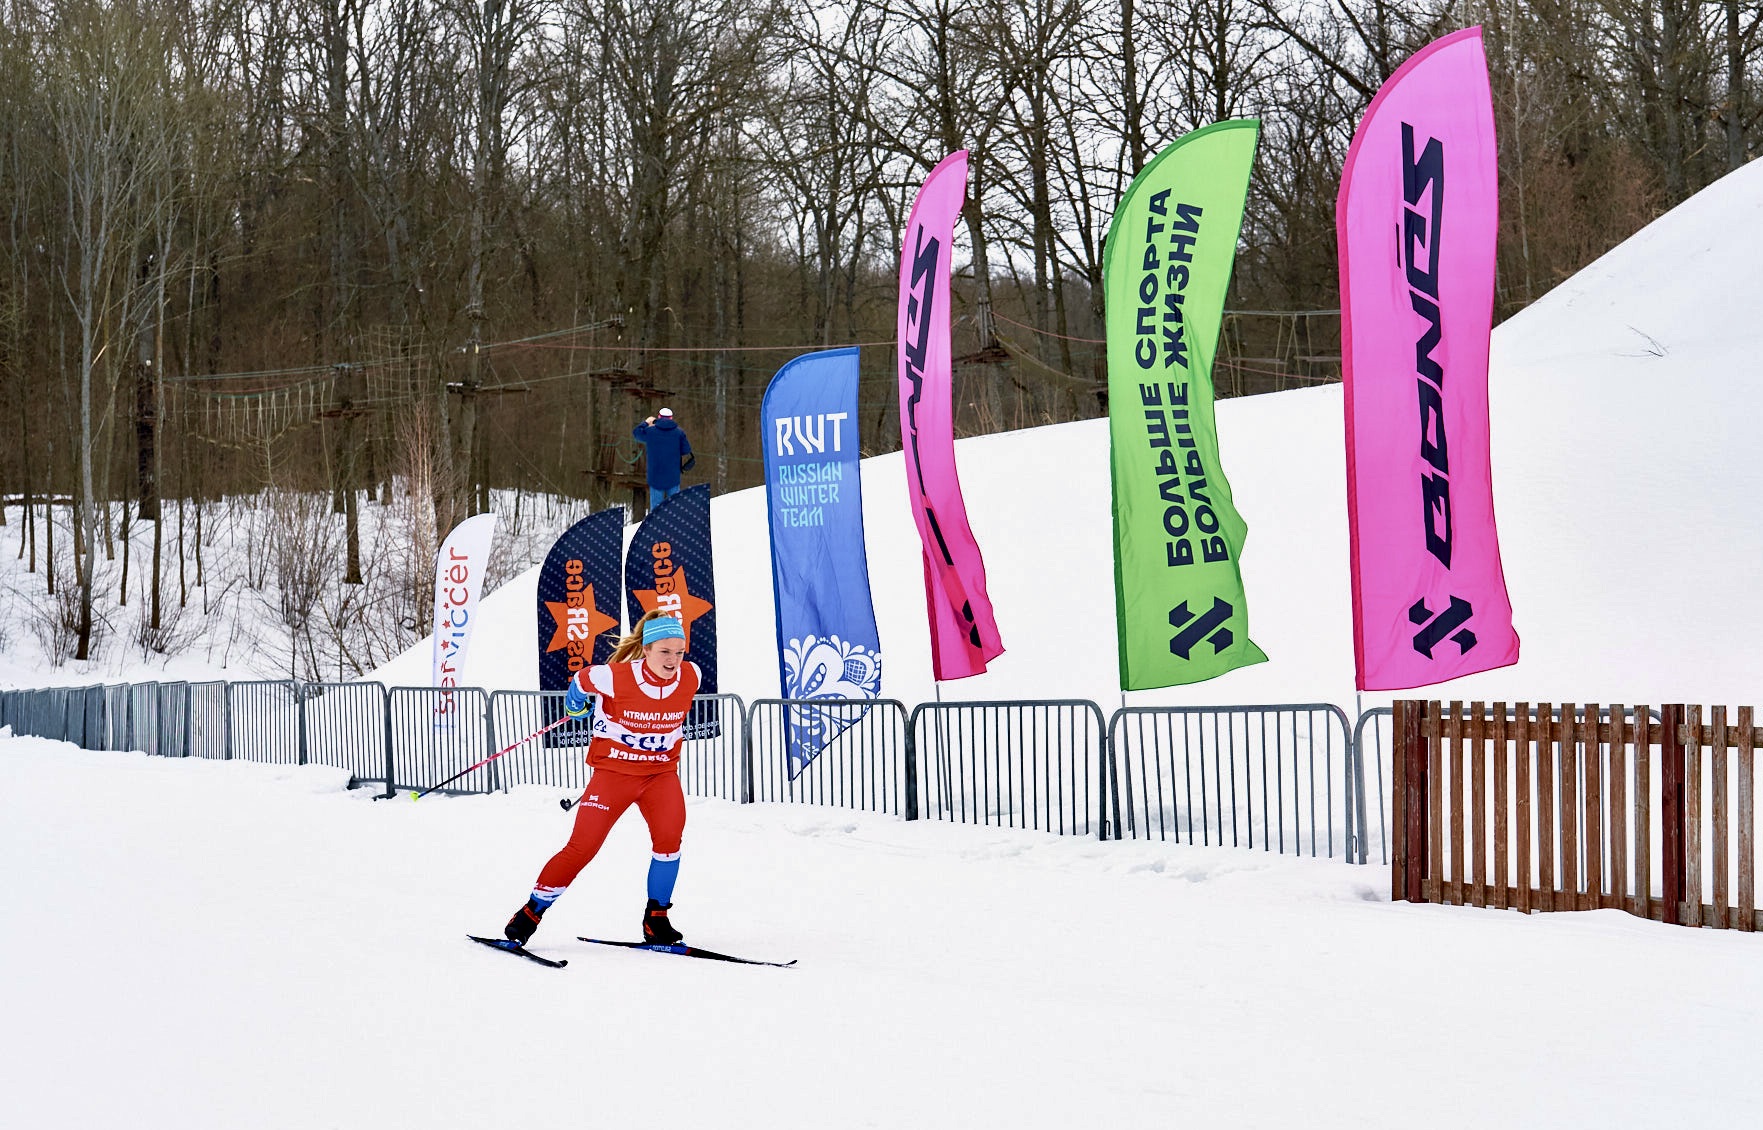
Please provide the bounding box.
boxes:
[757,1,895,346]
[585,0,784,379]
[876,0,1014,352]
[440,0,549,522]
[43,1,174,661]
[1714,0,1763,170]
[980,0,1089,386]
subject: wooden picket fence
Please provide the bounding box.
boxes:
[1391,701,1759,930]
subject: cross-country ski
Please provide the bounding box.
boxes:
[466,934,568,968]
[577,937,797,968]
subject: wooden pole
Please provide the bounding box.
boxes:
[1661,704,1686,926]
[1395,699,1429,903]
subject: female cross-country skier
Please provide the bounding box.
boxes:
[503,609,700,947]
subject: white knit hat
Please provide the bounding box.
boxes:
[658,407,673,418]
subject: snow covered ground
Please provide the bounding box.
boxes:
[6,739,1762,1130]
[6,158,1763,1128]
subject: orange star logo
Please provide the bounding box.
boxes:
[544,584,619,654]
[632,566,714,649]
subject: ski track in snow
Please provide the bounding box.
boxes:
[5,737,1763,1129]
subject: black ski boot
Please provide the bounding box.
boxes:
[504,898,547,946]
[643,898,684,945]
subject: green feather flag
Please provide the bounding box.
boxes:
[1105,120,1268,690]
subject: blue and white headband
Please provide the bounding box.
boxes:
[641,617,686,645]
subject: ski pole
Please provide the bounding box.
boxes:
[395,714,577,801]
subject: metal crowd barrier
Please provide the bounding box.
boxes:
[388,686,495,795]
[102,685,130,750]
[157,682,190,757]
[27,688,54,740]
[1352,708,1392,865]
[677,694,749,802]
[748,698,914,816]
[18,689,39,736]
[11,690,24,734]
[912,699,1111,838]
[48,687,71,745]
[3,689,31,737]
[1109,704,1359,860]
[84,686,106,749]
[226,681,301,764]
[303,681,390,782]
[188,682,229,759]
[55,687,79,746]
[65,686,90,748]
[128,683,160,756]
[3,677,1402,870]
[16,689,43,738]
[487,690,595,793]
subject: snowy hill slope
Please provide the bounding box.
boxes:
[373,156,1763,713]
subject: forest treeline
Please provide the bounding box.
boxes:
[1,0,1757,667]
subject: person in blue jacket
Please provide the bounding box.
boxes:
[632,407,694,509]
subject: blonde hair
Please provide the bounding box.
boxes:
[608,609,676,663]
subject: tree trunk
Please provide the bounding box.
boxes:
[1728,0,1746,171]
[195,492,206,608]
[46,468,55,596]
[963,185,996,349]
[149,217,171,629]
[177,492,187,609]
[119,499,131,607]
[345,420,362,586]
[1120,0,1147,175]
[432,387,455,544]
[77,323,96,660]
[21,399,34,570]
[135,248,159,522]
[713,252,731,493]
[151,499,162,630]
[962,167,1004,429]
